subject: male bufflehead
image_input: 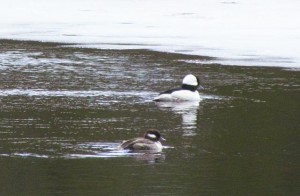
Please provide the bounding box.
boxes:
[153,74,204,102]
[120,130,165,152]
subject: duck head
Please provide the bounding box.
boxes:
[144,130,166,142]
[182,74,204,91]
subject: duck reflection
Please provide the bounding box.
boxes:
[155,101,200,136]
[133,152,166,164]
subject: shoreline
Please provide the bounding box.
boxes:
[1,0,299,68]
[1,39,299,70]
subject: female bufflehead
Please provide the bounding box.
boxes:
[120,130,165,152]
[153,74,204,102]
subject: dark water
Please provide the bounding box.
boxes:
[0,40,299,195]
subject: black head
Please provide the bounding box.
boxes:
[144,130,165,142]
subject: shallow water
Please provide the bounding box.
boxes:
[0,40,299,195]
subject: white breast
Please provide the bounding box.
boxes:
[154,142,163,151]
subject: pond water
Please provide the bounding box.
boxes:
[0,40,299,195]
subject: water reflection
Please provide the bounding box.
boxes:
[133,152,165,164]
[65,151,165,164]
[155,101,200,136]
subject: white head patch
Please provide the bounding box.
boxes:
[147,133,157,139]
[182,74,198,86]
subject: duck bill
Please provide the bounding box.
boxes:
[198,85,204,90]
[160,136,166,141]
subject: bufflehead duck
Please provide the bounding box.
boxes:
[153,74,204,102]
[120,130,165,152]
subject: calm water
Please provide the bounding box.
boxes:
[0,40,299,195]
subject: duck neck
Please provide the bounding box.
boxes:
[182,84,198,91]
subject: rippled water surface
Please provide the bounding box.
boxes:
[0,40,299,195]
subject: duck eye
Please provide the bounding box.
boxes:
[147,133,157,139]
